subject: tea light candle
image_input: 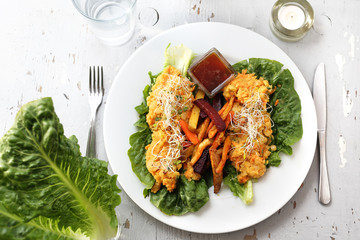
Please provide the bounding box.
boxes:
[278,5,305,30]
[270,0,314,41]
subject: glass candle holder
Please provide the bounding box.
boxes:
[270,0,314,41]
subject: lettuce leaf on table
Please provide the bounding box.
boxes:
[0,98,121,240]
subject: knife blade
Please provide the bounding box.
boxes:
[313,63,331,205]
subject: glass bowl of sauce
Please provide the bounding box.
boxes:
[188,48,236,98]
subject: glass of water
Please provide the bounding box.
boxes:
[72,0,137,46]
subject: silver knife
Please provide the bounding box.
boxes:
[313,63,331,205]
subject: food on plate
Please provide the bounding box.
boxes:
[193,99,226,132]
[223,70,275,184]
[188,89,205,132]
[0,98,121,240]
[145,65,195,193]
[128,45,303,215]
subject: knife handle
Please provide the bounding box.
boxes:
[318,131,331,204]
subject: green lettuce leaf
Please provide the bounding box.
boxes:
[150,175,209,215]
[232,58,303,166]
[128,129,154,189]
[128,71,157,189]
[0,207,87,240]
[0,98,121,240]
[223,164,253,205]
[164,44,195,76]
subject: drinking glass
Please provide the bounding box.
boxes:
[72,0,137,46]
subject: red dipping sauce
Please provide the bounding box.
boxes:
[188,48,235,97]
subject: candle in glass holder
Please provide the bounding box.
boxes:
[270,0,314,41]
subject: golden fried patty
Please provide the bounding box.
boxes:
[223,70,275,184]
[145,65,194,193]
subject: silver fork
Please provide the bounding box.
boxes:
[86,66,104,158]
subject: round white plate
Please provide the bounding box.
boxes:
[103,22,317,234]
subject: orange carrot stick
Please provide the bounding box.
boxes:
[179,119,199,145]
[216,136,231,174]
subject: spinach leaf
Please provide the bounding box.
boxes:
[0,98,121,240]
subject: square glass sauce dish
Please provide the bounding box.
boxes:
[187,48,236,98]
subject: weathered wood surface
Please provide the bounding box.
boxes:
[0,0,359,239]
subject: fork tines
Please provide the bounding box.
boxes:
[89,66,104,95]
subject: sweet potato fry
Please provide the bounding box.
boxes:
[190,138,212,166]
[209,148,223,193]
[188,90,205,132]
[183,145,195,159]
[210,131,225,150]
[210,112,233,149]
[179,119,199,145]
[216,136,231,174]
[221,97,235,119]
[197,118,210,142]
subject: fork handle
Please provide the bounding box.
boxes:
[86,113,97,158]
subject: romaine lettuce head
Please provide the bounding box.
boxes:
[0,98,121,240]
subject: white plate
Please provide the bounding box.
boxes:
[103,22,317,234]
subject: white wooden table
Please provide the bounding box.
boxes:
[1,0,359,239]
